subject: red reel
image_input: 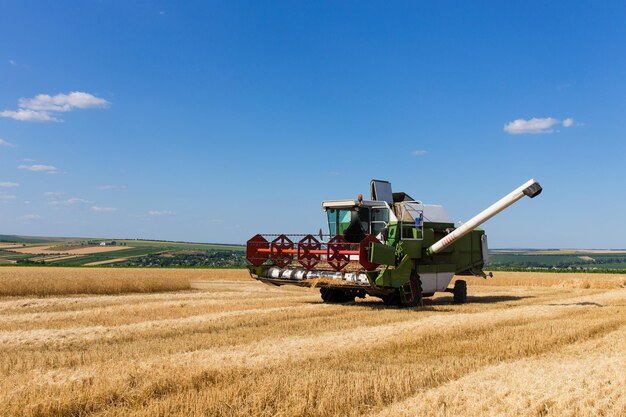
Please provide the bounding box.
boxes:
[359,234,381,271]
[271,234,294,267]
[246,234,270,266]
[297,234,321,270]
[327,234,351,271]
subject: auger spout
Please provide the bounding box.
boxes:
[426,179,542,256]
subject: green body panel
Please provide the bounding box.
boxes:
[370,242,396,266]
[397,240,422,258]
[452,229,487,275]
[375,222,486,289]
[374,255,413,287]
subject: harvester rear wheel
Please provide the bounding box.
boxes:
[452,280,467,304]
[320,288,356,303]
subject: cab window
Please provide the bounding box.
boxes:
[371,207,389,236]
[327,207,370,242]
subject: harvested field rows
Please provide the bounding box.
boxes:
[0,244,23,249]
[0,268,624,416]
[7,245,131,255]
[83,258,129,266]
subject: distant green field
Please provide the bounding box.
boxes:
[487,250,626,272]
[2,234,624,271]
[0,235,64,244]
[55,247,163,266]
[0,235,245,267]
[115,239,244,251]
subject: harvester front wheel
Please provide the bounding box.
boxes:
[401,271,423,308]
[320,288,356,303]
[382,273,423,308]
[382,291,401,306]
[452,280,467,304]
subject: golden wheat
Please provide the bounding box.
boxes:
[0,268,623,417]
[459,270,626,289]
[0,267,247,296]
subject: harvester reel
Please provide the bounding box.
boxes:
[246,234,270,266]
[271,234,294,267]
[297,234,321,270]
[358,234,381,271]
[327,235,351,271]
[298,235,322,271]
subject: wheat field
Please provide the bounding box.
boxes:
[0,267,624,417]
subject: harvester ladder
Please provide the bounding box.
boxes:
[399,269,423,307]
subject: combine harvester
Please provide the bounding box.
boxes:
[246,179,542,307]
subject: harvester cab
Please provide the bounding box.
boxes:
[246,179,542,307]
[322,200,389,243]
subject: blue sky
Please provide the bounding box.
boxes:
[0,1,624,248]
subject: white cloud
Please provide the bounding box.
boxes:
[562,118,574,128]
[97,184,127,190]
[19,92,109,112]
[504,117,561,135]
[0,193,16,201]
[0,138,15,147]
[91,206,116,213]
[20,214,42,221]
[148,210,175,216]
[411,150,428,156]
[47,196,90,206]
[0,182,19,187]
[44,191,64,197]
[18,164,59,174]
[67,197,90,204]
[0,109,59,122]
[1,91,109,123]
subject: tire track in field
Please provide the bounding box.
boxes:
[0,304,328,347]
[0,282,303,314]
[165,288,626,369]
[0,293,316,328]
[0,285,600,346]
[6,288,624,398]
[372,324,626,417]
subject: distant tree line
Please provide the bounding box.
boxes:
[115,251,247,268]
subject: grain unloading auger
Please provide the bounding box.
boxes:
[246,179,542,306]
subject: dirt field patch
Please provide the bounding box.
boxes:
[0,244,23,249]
[83,257,129,266]
[8,245,54,254]
[7,245,132,255]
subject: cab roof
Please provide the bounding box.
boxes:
[321,200,388,209]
